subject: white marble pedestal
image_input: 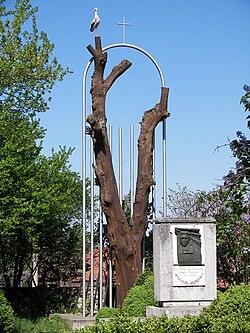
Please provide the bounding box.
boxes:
[147,217,217,318]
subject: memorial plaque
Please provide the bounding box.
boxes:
[173,266,205,286]
[175,228,202,265]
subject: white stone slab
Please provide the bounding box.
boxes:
[146,303,209,318]
[173,265,205,287]
[153,218,217,303]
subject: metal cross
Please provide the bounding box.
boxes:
[117,17,131,44]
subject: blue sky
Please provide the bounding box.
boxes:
[6,1,250,209]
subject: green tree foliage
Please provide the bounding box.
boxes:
[0,0,86,290]
[0,115,84,289]
[0,0,69,115]
[30,148,84,286]
[0,291,14,333]
[0,110,43,288]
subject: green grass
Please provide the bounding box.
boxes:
[14,315,73,333]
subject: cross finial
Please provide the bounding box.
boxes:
[117,17,131,44]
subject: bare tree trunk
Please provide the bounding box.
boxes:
[86,36,170,308]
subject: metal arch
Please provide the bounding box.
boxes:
[102,43,165,87]
[83,43,165,89]
[82,43,167,316]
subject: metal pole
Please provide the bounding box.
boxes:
[90,137,95,316]
[109,124,112,150]
[81,98,86,317]
[99,204,103,309]
[108,125,113,307]
[82,61,92,317]
[152,130,156,219]
[142,240,146,272]
[142,177,146,271]
[119,127,123,204]
[130,125,134,217]
[162,119,167,217]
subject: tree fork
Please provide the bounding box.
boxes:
[86,36,170,308]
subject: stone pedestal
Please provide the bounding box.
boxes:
[146,217,216,318]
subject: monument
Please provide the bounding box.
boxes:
[147,217,217,318]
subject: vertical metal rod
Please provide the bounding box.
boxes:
[130,125,134,217]
[99,203,103,309]
[119,127,123,204]
[90,138,95,316]
[142,240,146,272]
[82,103,86,317]
[152,130,156,219]
[108,125,113,307]
[82,63,91,317]
[162,119,167,217]
[109,124,112,150]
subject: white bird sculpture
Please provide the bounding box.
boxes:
[90,8,100,36]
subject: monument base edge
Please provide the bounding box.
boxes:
[146,301,211,318]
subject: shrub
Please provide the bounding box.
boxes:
[122,273,157,317]
[79,315,198,333]
[196,284,250,332]
[0,291,14,333]
[80,284,250,333]
[134,268,153,286]
[95,306,121,321]
[81,316,138,333]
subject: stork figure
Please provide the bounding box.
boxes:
[90,8,100,36]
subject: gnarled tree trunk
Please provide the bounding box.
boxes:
[86,36,170,308]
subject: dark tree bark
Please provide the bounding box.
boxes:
[87,36,170,308]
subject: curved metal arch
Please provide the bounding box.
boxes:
[103,43,165,87]
[82,43,167,316]
[83,43,165,92]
